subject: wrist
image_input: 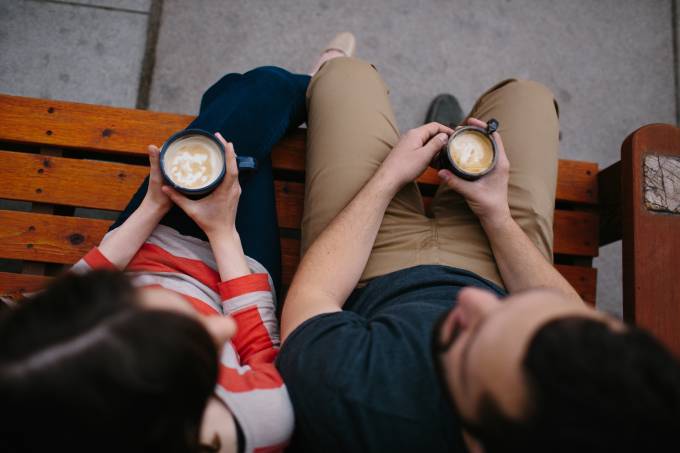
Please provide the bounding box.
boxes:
[373,165,403,196]
[207,227,241,246]
[479,206,513,232]
[139,197,170,217]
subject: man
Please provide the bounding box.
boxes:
[276,55,680,452]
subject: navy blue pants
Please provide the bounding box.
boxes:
[110,67,310,294]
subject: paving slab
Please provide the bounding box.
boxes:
[0,0,148,107]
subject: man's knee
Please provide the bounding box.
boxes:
[500,79,559,118]
[309,57,384,97]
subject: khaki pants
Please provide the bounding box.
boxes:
[301,58,559,289]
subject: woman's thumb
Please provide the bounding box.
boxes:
[162,185,186,208]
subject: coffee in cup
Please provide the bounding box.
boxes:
[435,119,499,180]
[160,129,226,197]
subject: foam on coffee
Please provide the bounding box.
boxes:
[448,131,494,174]
[163,136,223,189]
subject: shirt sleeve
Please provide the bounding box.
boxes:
[218,273,279,365]
[69,247,116,274]
[216,274,294,452]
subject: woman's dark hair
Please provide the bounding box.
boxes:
[0,271,219,453]
[463,317,680,453]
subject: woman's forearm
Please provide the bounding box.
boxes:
[98,199,167,269]
[481,213,583,304]
[208,230,252,282]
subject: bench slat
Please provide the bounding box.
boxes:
[0,94,597,205]
[0,272,50,295]
[276,183,599,258]
[0,150,148,210]
[0,94,192,155]
[0,162,597,258]
[0,210,108,264]
[0,208,597,297]
[0,244,595,306]
[554,264,597,305]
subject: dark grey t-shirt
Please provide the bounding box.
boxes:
[276,264,505,453]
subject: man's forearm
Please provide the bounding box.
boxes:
[481,214,582,303]
[281,169,399,340]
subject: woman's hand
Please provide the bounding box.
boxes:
[438,117,511,227]
[162,133,242,242]
[142,145,173,214]
[378,122,453,190]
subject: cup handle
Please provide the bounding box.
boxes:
[236,156,258,172]
[486,118,499,135]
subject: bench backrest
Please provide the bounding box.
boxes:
[0,94,599,304]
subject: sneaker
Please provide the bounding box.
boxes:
[424,94,464,128]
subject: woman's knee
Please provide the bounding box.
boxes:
[245,66,301,89]
[314,57,381,84]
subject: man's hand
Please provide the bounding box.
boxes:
[438,118,511,227]
[142,145,173,214]
[379,122,453,189]
[162,133,241,242]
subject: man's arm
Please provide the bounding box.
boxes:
[281,124,452,341]
[439,118,582,304]
[480,213,581,302]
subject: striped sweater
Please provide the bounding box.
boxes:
[71,224,293,453]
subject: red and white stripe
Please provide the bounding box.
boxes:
[72,224,292,453]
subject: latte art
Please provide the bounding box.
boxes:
[448,131,494,174]
[163,136,223,189]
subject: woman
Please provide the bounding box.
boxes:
[0,33,356,453]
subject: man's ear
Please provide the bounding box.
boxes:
[462,430,485,453]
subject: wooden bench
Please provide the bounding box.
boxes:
[0,94,676,355]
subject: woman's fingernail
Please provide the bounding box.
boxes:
[438,170,449,181]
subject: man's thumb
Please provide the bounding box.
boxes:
[438,169,468,194]
[422,133,449,157]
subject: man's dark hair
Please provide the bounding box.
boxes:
[464,317,680,453]
[0,271,219,453]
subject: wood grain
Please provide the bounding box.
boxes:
[0,150,147,210]
[0,272,51,296]
[0,148,598,258]
[0,210,596,299]
[0,94,192,155]
[554,264,597,306]
[0,94,598,204]
[279,238,596,304]
[0,261,597,309]
[0,93,600,303]
[552,210,599,257]
[0,210,110,264]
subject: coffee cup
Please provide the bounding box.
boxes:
[160,129,259,198]
[160,129,227,197]
[434,119,499,181]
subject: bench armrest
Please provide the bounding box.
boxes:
[601,124,680,356]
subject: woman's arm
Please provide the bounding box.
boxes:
[162,133,251,282]
[439,118,582,304]
[87,146,171,269]
[281,123,452,342]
